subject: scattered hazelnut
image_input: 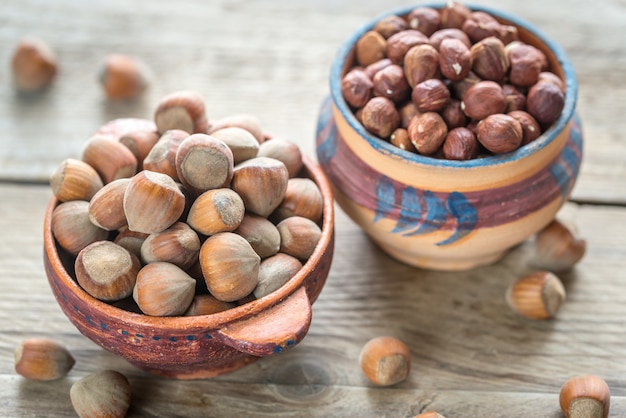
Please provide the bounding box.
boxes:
[411,78,450,113]
[470,36,509,82]
[70,370,131,418]
[133,262,196,316]
[476,113,523,154]
[14,338,75,381]
[506,271,566,320]
[355,30,387,66]
[461,80,506,120]
[507,110,542,145]
[559,375,610,418]
[408,112,448,155]
[439,38,472,81]
[11,37,57,92]
[359,336,411,386]
[373,64,410,103]
[442,127,479,160]
[373,15,409,39]
[386,29,430,64]
[154,90,209,134]
[99,54,148,100]
[407,7,441,37]
[403,44,440,88]
[50,158,104,203]
[341,68,374,108]
[361,97,401,138]
[532,219,586,272]
[527,81,565,125]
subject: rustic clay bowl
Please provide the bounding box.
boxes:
[317,3,581,271]
[43,156,334,379]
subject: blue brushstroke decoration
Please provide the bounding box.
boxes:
[316,97,337,165]
[436,192,478,246]
[404,191,446,236]
[549,160,571,201]
[373,176,396,223]
[392,186,423,233]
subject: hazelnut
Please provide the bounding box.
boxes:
[142,129,189,182]
[11,37,57,92]
[99,54,148,100]
[186,188,245,236]
[441,99,467,129]
[538,71,566,92]
[476,113,523,154]
[364,58,393,79]
[390,128,417,153]
[14,338,75,381]
[527,82,565,125]
[507,110,541,145]
[75,240,141,302]
[507,43,546,87]
[114,228,148,259]
[429,28,471,51]
[361,96,401,138]
[209,127,260,165]
[175,133,234,194]
[403,44,440,88]
[411,78,450,113]
[506,271,566,320]
[253,253,302,299]
[234,213,281,259]
[408,112,448,155]
[140,222,200,270]
[277,216,322,262]
[341,68,374,108]
[414,413,447,418]
[532,219,586,272]
[208,113,265,144]
[461,80,506,120]
[407,7,441,37]
[154,90,209,134]
[372,64,410,103]
[231,157,289,218]
[462,11,501,43]
[502,84,527,112]
[118,129,160,170]
[200,232,261,302]
[355,31,387,67]
[133,262,196,316]
[82,135,138,184]
[559,375,610,418]
[257,138,304,178]
[70,370,131,418]
[88,178,130,231]
[451,71,481,100]
[49,158,103,203]
[184,294,236,316]
[373,15,409,39]
[386,29,430,64]
[52,200,108,256]
[442,127,479,160]
[398,101,421,129]
[440,1,471,29]
[470,36,509,82]
[359,336,411,386]
[439,38,472,81]
[271,177,324,224]
[496,24,519,44]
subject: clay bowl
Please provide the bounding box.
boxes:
[43,155,334,379]
[316,3,581,271]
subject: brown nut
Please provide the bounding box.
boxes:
[439,38,472,81]
[207,113,264,144]
[231,157,289,218]
[175,133,234,194]
[11,37,57,92]
[440,1,471,29]
[355,30,387,67]
[234,213,281,259]
[154,90,208,134]
[527,81,565,125]
[82,135,138,184]
[133,262,196,316]
[50,158,104,202]
[429,28,471,51]
[142,129,189,182]
[408,112,448,155]
[257,138,304,178]
[341,68,374,108]
[403,44,440,88]
[186,188,245,236]
[99,54,148,100]
[271,178,324,224]
[373,64,410,103]
[441,99,467,130]
[390,128,417,153]
[113,227,148,259]
[470,36,509,82]
[451,71,481,101]
[461,80,506,120]
[506,271,566,320]
[70,370,131,418]
[386,29,430,64]
[533,218,586,272]
[559,375,610,418]
[373,15,409,39]
[398,101,421,129]
[361,96,401,138]
[210,127,260,165]
[411,79,450,113]
[442,127,479,160]
[502,84,527,112]
[199,232,261,302]
[277,216,322,262]
[462,11,501,43]
[507,43,547,87]
[538,71,566,92]
[414,413,447,418]
[52,200,108,256]
[75,240,141,302]
[123,170,186,234]
[140,221,200,270]
[364,58,393,79]
[88,178,130,231]
[14,338,75,381]
[253,253,303,299]
[184,294,236,316]
[476,113,523,154]
[118,129,160,170]
[359,336,411,386]
[507,110,542,145]
[407,7,441,37]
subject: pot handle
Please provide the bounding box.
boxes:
[216,286,312,357]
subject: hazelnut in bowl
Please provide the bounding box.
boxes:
[316,2,581,271]
[44,105,335,379]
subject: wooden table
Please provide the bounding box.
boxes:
[2,0,625,416]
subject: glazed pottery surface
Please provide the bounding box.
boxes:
[317,3,581,271]
[44,156,334,379]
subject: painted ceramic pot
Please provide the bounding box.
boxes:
[43,156,334,379]
[317,4,581,271]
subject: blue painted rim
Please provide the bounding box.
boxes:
[329,3,578,169]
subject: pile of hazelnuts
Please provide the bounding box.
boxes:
[340,1,566,160]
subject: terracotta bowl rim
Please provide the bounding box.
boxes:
[43,154,334,331]
[329,2,578,169]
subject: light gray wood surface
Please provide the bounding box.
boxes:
[1,1,626,417]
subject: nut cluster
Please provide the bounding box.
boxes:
[50,90,323,317]
[341,1,566,160]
